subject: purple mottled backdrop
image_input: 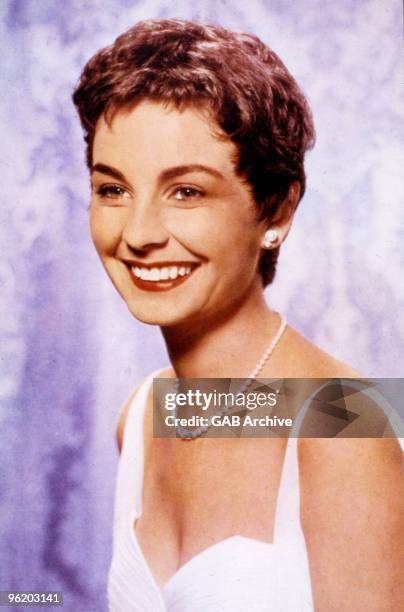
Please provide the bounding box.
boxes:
[1,0,403,610]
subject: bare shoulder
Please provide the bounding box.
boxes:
[299,438,403,516]
[299,437,403,610]
[299,436,403,483]
[279,327,402,437]
[279,325,361,377]
[116,367,174,452]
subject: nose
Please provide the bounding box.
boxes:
[120,201,169,254]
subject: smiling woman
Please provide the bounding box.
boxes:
[89,101,276,327]
[72,18,403,612]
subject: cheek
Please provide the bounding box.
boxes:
[166,206,260,256]
[89,207,122,257]
[208,212,263,279]
[204,214,261,265]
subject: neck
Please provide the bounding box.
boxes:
[161,287,281,379]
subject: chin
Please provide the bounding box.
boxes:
[125,300,199,328]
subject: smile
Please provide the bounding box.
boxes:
[127,262,198,292]
[132,264,192,281]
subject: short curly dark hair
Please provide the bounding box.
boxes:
[72,18,315,286]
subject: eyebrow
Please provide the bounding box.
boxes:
[91,163,127,182]
[91,162,225,183]
[159,164,225,181]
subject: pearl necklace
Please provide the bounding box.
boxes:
[172,313,287,440]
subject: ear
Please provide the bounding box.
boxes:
[261,182,300,249]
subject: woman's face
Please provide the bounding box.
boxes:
[90,100,267,327]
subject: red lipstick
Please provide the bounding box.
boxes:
[126,261,198,292]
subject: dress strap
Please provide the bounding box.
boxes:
[113,369,167,534]
[272,395,312,545]
[272,437,301,544]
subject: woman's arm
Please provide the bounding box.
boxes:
[300,437,403,611]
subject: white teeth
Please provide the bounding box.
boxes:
[131,265,194,282]
[149,268,160,281]
[169,266,179,280]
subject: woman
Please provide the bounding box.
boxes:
[73,19,402,611]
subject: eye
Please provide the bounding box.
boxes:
[95,184,131,200]
[171,186,204,201]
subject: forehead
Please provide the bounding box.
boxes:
[92,100,239,176]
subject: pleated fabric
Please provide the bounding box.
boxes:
[108,370,314,611]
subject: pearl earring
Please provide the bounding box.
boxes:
[263,229,279,249]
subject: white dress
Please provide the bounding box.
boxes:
[108,370,314,611]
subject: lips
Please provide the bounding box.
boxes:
[125,261,199,292]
